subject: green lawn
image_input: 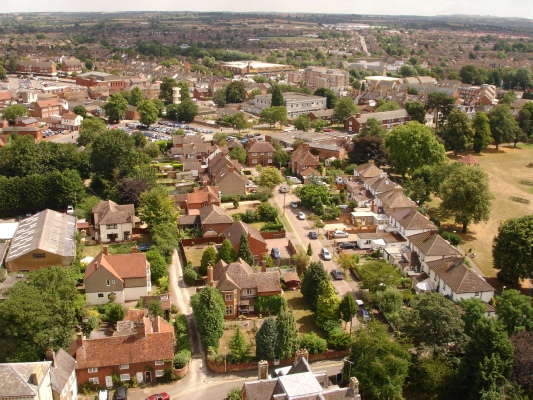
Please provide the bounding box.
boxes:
[283,291,324,337]
[184,245,213,268]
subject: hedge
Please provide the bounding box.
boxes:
[254,294,287,315]
[221,193,261,202]
[173,350,191,369]
[439,229,462,246]
[260,216,284,232]
[174,314,190,351]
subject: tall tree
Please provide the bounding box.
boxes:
[295,184,329,209]
[190,286,226,349]
[102,93,128,122]
[386,122,446,176]
[457,297,487,335]
[2,104,29,123]
[228,326,251,363]
[237,232,254,266]
[159,77,178,104]
[314,87,338,109]
[176,99,199,123]
[495,289,533,335]
[359,117,388,139]
[259,106,287,129]
[339,294,358,332]
[223,112,249,132]
[487,104,521,149]
[333,97,358,124]
[200,246,217,276]
[138,186,178,228]
[73,105,87,118]
[216,239,237,264]
[293,115,311,132]
[426,93,455,133]
[255,317,278,360]
[437,163,493,233]
[373,286,403,315]
[226,81,246,103]
[472,111,493,153]
[315,281,340,328]
[77,117,107,146]
[137,100,159,126]
[511,331,533,393]
[258,167,283,189]
[301,261,329,309]
[230,146,247,164]
[213,87,227,107]
[276,310,299,360]
[493,215,533,284]
[270,85,285,107]
[441,109,474,156]
[128,86,143,106]
[349,136,388,166]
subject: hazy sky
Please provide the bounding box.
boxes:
[2,0,533,20]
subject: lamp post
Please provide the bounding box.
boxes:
[224,346,227,374]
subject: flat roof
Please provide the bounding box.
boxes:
[0,222,19,240]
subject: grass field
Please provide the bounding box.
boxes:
[183,246,212,268]
[283,290,323,337]
[430,144,533,280]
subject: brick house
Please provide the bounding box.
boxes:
[170,135,203,159]
[2,126,43,141]
[307,109,334,123]
[61,57,83,75]
[75,311,175,388]
[344,110,412,134]
[207,258,281,318]
[199,205,234,236]
[31,99,62,119]
[222,221,268,263]
[8,60,57,76]
[290,144,321,178]
[247,140,276,167]
[174,185,221,213]
[207,154,247,196]
[0,90,12,107]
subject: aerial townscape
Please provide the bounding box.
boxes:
[1,8,533,400]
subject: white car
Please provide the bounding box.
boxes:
[332,230,349,238]
[321,248,332,261]
[66,206,74,215]
[297,212,305,220]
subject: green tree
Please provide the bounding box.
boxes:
[458,297,487,335]
[495,289,533,335]
[237,232,254,266]
[408,355,455,400]
[73,105,87,118]
[213,87,227,107]
[293,115,311,131]
[102,93,128,122]
[190,286,225,349]
[385,122,447,176]
[78,117,107,146]
[349,136,388,166]
[132,131,148,148]
[356,260,402,293]
[314,87,338,109]
[217,239,237,264]
[104,302,126,327]
[346,321,411,399]
[500,90,517,105]
[223,112,249,132]
[487,104,521,149]
[359,117,388,139]
[228,326,251,363]
[138,186,178,228]
[0,65,6,80]
[255,317,278,360]
[307,243,313,256]
[147,300,164,319]
[295,184,329,209]
[137,99,159,126]
[177,81,190,100]
[373,286,403,315]
[292,249,311,275]
[405,101,427,124]
[441,109,474,156]
[200,246,217,276]
[146,249,168,283]
[301,261,329,309]
[375,100,400,112]
[437,163,493,232]
[316,281,340,328]
[518,109,532,138]
[271,85,284,107]
[226,388,241,400]
[510,331,533,393]
[159,77,178,103]
[472,112,493,153]
[229,146,247,164]
[333,97,358,124]
[426,93,456,133]
[276,310,299,360]
[257,202,278,221]
[128,86,143,106]
[3,104,29,123]
[166,103,180,121]
[177,99,199,123]
[493,215,533,284]
[258,167,283,189]
[226,81,246,103]
[339,294,358,331]
[259,106,287,129]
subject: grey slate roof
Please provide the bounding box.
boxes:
[50,349,76,394]
[0,362,51,398]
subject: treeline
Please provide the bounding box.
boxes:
[135,41,258,61]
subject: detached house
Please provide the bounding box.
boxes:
[92,200,137,243]
[290,144,321,178]
[247,140,276,167]
[174,185,221,213]
[84,246,151,305]
[199,205,234,236]
[208,258,281,318]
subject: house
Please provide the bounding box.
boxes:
[84,246,151,305]
[75,311,175,388]
[30,99,62,119]
[0,91,12,107]
[0,361,54,400]
[364,173,398,196]
[208,258,281,318]
[242,350,361,400]
[354,160,383,182]
[376,187,417,215]
[1,126,43,141]
[289,66,350,92]
[290,144,321,178]
[222,221,268,263]
[243,92,327,119]
[247,140,277,167]
[181,142,216,163]
[174,185,221,213]
[388,209,438,239]
[61,57,83,75]
[199,205,234,236]
[408,231,462,274]
[344,110,412,134]
[307,109,334,123]
[48,349,78,400]
[92,200,137,243]
[5,210,76,272]
[207,153,247,196]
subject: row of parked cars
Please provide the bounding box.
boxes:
[42,128,60,138]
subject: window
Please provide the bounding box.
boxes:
[268,159,273,164]
[442,283,447,290]
[475,292,480,297]
[155,360,164,366]
[268,152,273,156]
[120,374,130,382]
[243,288,254,296]
[119,364,129,370]
[155,370,164,378]
[97,293,104,298]
[106,280,111,286]
[225,294,232,301]
[88,367,98,373]
[252,152,257,156]
[106,224,117,229]
[32,253,46,259]
[252,159,257,164]
[225,306,233,315]
[89,377,99,385]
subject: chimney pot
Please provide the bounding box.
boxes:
[294,348,309,365]
[207,265,214,286]
[103,245,109,255]
[258,360,269,380]
[349,377,360,395]
[136,322,147,339]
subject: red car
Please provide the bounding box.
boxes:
[323,128,334,132]
[145,393,170,400]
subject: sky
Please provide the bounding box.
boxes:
[2,0,533,20]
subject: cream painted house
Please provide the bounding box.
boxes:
[92,200,137,243]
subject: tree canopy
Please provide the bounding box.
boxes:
[259,106,287,129]
[315,281,340,328]
[137,100,159,126]
[349,135,388,166]
[333,97,358,124]
[102,93,128,122]
[495,289,533,335]
[441,109,474,156]
[295,184,329,209]
[270,85,285,107]
[487,104,521,149]
[276,310,299,360]
[405,101,426,124]
[301,261,329,309]
[426,93,455,133]
[472,112,493,153]
[190,286,226,350]
[159,77,179,104]
[258,167,283,189]
[138,186,179,228]
[176,99,199,123]
[226,81,246,103]
[237,232,254,266]
[255,317,278,360]
[314,87,338,109]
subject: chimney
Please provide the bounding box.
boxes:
[45,348,56,367]
[228,165,235,173]
[136,322,146,339]
[258,360,269,380]
[368,160,374,165]
[294,349,309,365]
[103,245,109,255]
[261,261,266,273]
[77,332,83,348]
[30,367,44,386]
[207,265,213,286]
[355,113,361,118]
[349,377,360,396]
[132,246,138,253]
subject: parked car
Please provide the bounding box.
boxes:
[321,248,332,261]
[290,177,303,184]
[330,269,344,280]
[338,241,357,250]
[297,212,305,220]
[290,201,299,208]
[137,244,152,252]
[114,386,128,400]
[358,308,371,322]
[279,186,288,193]
[66,205,74,215]
[254,132,262,137]
[271,248,281,259]
[145,393,170,400]
[308,231,318,240]
[332,230,349,238]
[356,299,364,309]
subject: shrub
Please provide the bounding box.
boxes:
[241,209,257,223]
[173,350,191,369]
[221,193,260,202]
[183,268,197,286]
[257,203,278,222]
[299,332,327,354]
[439,230,462,246]
[255,295,287,315]
[227,388,241,400]
[322,319,342,336]
[326,328,353,349]
[430,216,441,227]
[146,248,169,282]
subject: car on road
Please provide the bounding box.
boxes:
[145,393,170,400]
[308,231,318,240]
[358,308,371,322]
[271,248,281,259]
[254,132,262,137]
[290,201,299,208]
[321,248,332,261]
[279,186,288,193]
[330,269,344,280]
[114,386,128,400]
[297,211,305,220]
[338,241,357,250]
[332,230,349,238]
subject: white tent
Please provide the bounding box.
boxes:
[0,222,19,240]
[416,281,436,293]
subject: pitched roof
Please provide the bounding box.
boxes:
[355,161,383,179]
[0,362,52,398]
[459,154,480,165]
[408,231,461,257]
[6,210,76,262]
[243,380,278,400]
[391,209,438,231]
[50,349,76,393]
[377,189,416,209]
[199,205,233,225]
[222,221,266,247]
[84,251,149,281]
[92,200,135,225]
[369,175,397,194]
[426,258,495,294]
[354,109,409,124]
[213,258,281,294]
[248,141,276,153]
[295,152,321,168]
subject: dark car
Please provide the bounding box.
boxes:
[145,393,170,400]
[330,269,344,280]
[308,231,318,240]
[114,386,128,400]
[137,244,152,252]
[338,241,357,250]
[254,132,262,137]
[271,247,282,259]
[358,308,371,322]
